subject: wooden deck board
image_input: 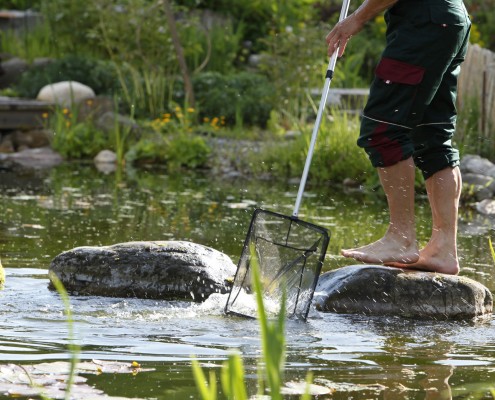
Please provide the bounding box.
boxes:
[0,97,53,130]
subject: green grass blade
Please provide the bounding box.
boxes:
[191,359,217,400]
[48,272,80,400]
[489,237,495,264]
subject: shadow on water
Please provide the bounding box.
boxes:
[1,163,495,399]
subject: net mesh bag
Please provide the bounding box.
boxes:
[225,209,330,321]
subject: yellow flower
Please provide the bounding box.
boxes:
[203,117,210,123]
[162,113,171,119]
[62,108,70,115]
[65,121,71,128]
[131,361,141,368]
[41,112,49,119]
[86,99,94,106]
[187,107,195,113]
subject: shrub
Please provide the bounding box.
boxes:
[15,55,119,98]
[125,137,169,165]
[166,133,211,169]
[48,106,108,159]
[188,71,274,127]
[253,109,374,183]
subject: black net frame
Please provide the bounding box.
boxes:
[224,208,330,321]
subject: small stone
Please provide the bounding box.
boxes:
[94,149,117,164]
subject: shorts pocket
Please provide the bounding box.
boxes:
[429,5,466,26]
[375,57,425,85]
[364,57,426,126]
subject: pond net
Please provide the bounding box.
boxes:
[224,209,330,321]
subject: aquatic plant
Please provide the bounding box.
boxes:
[0,259,4,288]
[490,237,495,264]
[48,272,80,400]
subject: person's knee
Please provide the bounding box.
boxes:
[358,119,414,167]
[412,127,459,179]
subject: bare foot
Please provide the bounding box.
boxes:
[341,235,419,264]
[385,243,459,275]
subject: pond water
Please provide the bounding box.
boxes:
[1,164,495,399]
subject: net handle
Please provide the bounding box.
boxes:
[292,0,351,218]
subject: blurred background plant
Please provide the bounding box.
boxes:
[2,0,494,180]
[46,105,107,160]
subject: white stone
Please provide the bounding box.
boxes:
[476,199,495,215]
[94,149,117,164]
[36,81,95,107]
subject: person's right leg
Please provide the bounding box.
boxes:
[341,157,419,264]
[386,166,461,274]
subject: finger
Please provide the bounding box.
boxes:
[338,39,349,57]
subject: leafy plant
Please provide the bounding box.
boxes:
[47,106,107,159]
[166,133,211,169]
[190,71,274,127]
[125,136,169,165]
[0,19,56,62]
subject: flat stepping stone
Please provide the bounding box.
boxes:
[49,241,236,301]
[314,265,493,320]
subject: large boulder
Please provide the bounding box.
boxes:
[37,81,95,107]
[314,265,493,320]
[49,241,236,301]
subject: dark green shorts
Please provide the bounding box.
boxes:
[358,0,471,179]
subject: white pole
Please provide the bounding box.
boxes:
[292,0,351,218]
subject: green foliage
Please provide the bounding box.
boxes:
[115,63,172,119]
[166,133,211,169]
[254,109,374,183]
[15,55,119,99]
[94,1,176,68]
[176,0,316,51]
[190,72,274,127]
[465,1,495,50]
[258,24,329,124]
[125,137,169,165]
[251,251,286,400]
[1,0,42,9]
[192,359,218,400]
[37,0,99,57]
[455,95,484,158]
[220,353,249,400]
[48,106,107,160]
[178,14,245,75]
[0,20,57,62]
